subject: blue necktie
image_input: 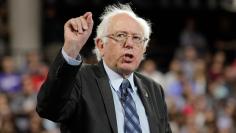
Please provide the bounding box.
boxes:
[119,79,142,133]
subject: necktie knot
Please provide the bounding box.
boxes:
[120,79,133,100]
[120,79,131,91]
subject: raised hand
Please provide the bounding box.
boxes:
[63,12,94,58]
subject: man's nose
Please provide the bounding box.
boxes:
[123,36,134,48]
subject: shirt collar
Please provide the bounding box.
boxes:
[103,60,136,93]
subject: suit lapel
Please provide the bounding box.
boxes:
[94,61,162,133]
[95,61,118,133]
[134,74,161,133]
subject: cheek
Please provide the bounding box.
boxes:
[108,47,121,57]
[104,46,121,61]
[136,49,145,60]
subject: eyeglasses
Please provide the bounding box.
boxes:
[104,31,148,46]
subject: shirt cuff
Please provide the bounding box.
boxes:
[61,48,82,66]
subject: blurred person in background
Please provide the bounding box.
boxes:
[208,51,226,82]
[21,51,48,92]
[28,112,46,133]
[0,93,16,133]
[164,58,183,95]
[179,114,200,133]
[217,99,236,133]
[0,55,21,94]
[164,58,186,113]
[207,51,229,100]
[179,17,207,55]
[36,3,172,133]
[203,107,217,133]
[139,58,165,86]
[223,61,236,98]
[10,74,38,133]
[11,75,37,114]
[192,58,207,96]
[180,46,198,81]
[164,58,182,92]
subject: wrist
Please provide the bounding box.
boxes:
[62,45,80,59]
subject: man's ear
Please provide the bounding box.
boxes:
[95,38,105,56]
[143,47,147,54]
[142,47,147,60]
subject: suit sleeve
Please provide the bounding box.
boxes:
[36,50,82,122]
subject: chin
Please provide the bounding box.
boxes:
[120,65,136,74]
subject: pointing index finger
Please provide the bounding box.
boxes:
[83,12,92,19]
[83,12,93,28]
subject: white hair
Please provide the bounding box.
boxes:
[93,3,152,61]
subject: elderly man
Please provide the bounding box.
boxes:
[36,4,172,133]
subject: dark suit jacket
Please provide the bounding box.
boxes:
[36,51,172,133]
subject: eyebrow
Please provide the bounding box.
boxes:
[115,31,143,36]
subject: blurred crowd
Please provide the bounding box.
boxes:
[0,1,236,133]
[140,49,236,133]
[138,17,236,133]
[0,51,60,133]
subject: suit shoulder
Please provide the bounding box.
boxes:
[134,72,163,88]
[134,72,166,101]
[78,62,106,78]
[79,63,98,74]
